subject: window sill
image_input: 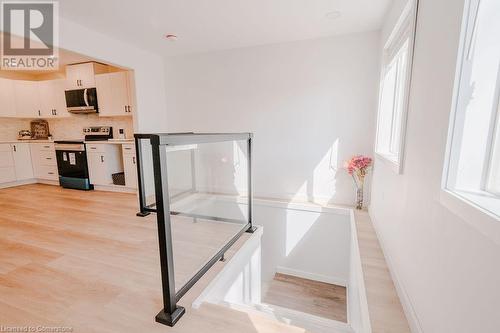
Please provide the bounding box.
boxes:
[375,151,402,174]
[440,189,500,244]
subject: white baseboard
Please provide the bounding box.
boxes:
[94,184,137,193]
[36,179,59,186]
[276,266,347,287]
[0,179,37,189]
[368,208,424,333]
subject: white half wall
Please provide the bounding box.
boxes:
[163,32,380,206]
[370,0,500,332]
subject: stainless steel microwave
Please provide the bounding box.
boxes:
[65,88,99,114]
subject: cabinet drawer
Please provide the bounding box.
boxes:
[39,143,55,151]
[0,144,12,152]
[122,144,135,155]
[39,150,57,166]
[86,143,106,153]
[34,165,58,180]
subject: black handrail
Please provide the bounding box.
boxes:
[134,132,255,326]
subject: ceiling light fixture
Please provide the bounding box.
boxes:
[325,11,342,20]
[165,34,178,41]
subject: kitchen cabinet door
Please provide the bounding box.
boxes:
[65,64,80,90]
[11,143,34,180]
[39,79,69,118]
[95,72,132,116]
[123,154,137,188]
[65,63,96,90]
[0,144,15,168]
[38,81,57,118]
[87,152,110,185]
[77,63,97,88]
[95,74,112,115]
[52,79,69,118]
[0,167,16,183]
[0,78,16,117]
[14,80,41,118]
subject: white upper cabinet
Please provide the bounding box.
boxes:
[95,71,134,116]
[14,80,42,118]
[65,62,108,90]
[0,78,16,117]
[39,79,69,118]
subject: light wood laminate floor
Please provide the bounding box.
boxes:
[263,273,347,322]
[0,184,315,333]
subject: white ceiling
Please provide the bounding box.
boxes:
[60,0,392,56]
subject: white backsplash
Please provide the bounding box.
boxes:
[0,114,134,141]
[0,118,32,141]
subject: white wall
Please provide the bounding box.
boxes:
[171,194,351,288]
[370,0,500,332]
[163,32,380,206]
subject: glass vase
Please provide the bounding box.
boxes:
[356,186,364,210]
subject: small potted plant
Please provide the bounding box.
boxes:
[345,155,373,210]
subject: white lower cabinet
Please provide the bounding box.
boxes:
[30,143,58,181]
[86,143,123,186]
[122,144,137,189]
[12,143,34,180]
[0,144,16,183]
[0,143,34,184]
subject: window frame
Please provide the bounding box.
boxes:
[374,0,418,174]
[482,67,500,195]
[442,0,500,226]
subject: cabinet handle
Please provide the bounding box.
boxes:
[43,145,50,148]
[48,172,54,175]
[46,157,52,160]
[101,155,104,163]
[38,110,41,116]
[124,147,131,150]
[124,105,127,113]
[90,147,96,150]
[13,145,16,152]
[132,156,135,164]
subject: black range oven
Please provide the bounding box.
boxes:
[54,141,93,190]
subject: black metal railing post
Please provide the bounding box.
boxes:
[246,134,256,233]
[135,136,150,217]
[150,136,185,326]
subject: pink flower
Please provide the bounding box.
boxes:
[345,155,372,176]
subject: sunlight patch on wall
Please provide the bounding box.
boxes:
[285,209,320,256]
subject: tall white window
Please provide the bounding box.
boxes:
[375,1,417,172]
[444,0,500,218]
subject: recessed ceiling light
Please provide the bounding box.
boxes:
[165,34,178,41]
[325,11,342,20]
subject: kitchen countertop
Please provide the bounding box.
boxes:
[0,139,134,144]
[84,139,134,144]
[0,139,55,144]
